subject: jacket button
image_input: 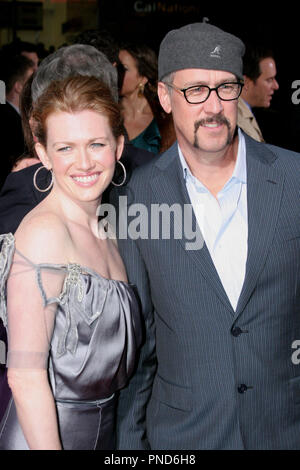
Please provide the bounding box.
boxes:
[237,384,248,394]
[231,326,243,337]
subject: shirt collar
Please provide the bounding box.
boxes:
[178,127,247,189]
[242,98,253,113]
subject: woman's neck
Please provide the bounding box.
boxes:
[121,93,152,119]
[46,188,101,237]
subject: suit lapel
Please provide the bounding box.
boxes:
[150,137,284,318]
[150,144,234,314]
[235,135,285,317]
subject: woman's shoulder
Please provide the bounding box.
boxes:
[15,209,70,265]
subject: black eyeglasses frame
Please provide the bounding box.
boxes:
[163,81,244,104]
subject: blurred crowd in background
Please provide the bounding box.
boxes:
[0,25,298,192]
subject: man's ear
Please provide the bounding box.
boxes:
[14,80,23,95]
[34,142,52,170]
[242,75,254,93]
[158,82,172,114]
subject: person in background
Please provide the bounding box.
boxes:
[0,75,142,450]
[0,55,35,189]
[119,42,176,154]
[10,74,40,173]
[1,40,39,72]
[19,42,39,72]
[238,43,279,142]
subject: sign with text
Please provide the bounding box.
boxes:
[99,0,210,50]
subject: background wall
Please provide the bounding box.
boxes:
[0,0,98,49]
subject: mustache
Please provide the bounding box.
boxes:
[194,115,231,133]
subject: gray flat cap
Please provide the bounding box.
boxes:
[158,23,245,81]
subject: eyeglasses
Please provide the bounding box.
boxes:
[163,81,244,104]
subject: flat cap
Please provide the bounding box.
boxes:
[158,22,245,81]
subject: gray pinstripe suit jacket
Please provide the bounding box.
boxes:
[114,132,300,449]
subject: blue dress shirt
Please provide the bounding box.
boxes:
[178,129,248,310]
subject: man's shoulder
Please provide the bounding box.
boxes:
[264,142,300,163]
[0,162,47,235]
[0,102,20,122]
[122,142,154,169]
[111,144,179,207]
[260,141,300,174]
[1,162,41,193]
[244,132,300,167]
[128,143,178,183]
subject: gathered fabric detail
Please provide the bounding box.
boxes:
[55,264,109,356]
[59,263,84,305]
[56,264,84,356]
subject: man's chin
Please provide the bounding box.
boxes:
[193,141,231,154]
[193,129,233,151]
[264,98,272,108]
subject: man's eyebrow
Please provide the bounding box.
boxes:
[180,77,237,88]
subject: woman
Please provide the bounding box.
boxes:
[119,43,175,154]
[0,76,141,450]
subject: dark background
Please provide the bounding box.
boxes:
[0,0,299,151]
[98,0,300,152]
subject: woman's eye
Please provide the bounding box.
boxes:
[91,143,105,149]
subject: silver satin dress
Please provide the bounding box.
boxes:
[0,233,142,450]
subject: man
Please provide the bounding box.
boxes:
[0,55,34,189]
[115,23,300,449]
[18,41,39,72]
[1,40,39,72]
[238,44,279,141]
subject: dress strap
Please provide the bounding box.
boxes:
[0,233,69,326]
[0,233,15,328]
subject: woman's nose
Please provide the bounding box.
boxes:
[76,149,95,170]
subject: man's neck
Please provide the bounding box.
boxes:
[240,90,255,109]
[179,135,239,197]
[6,93,20,113]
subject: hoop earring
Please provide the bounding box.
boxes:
[33,165,53,193]
[111,160,126,187]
